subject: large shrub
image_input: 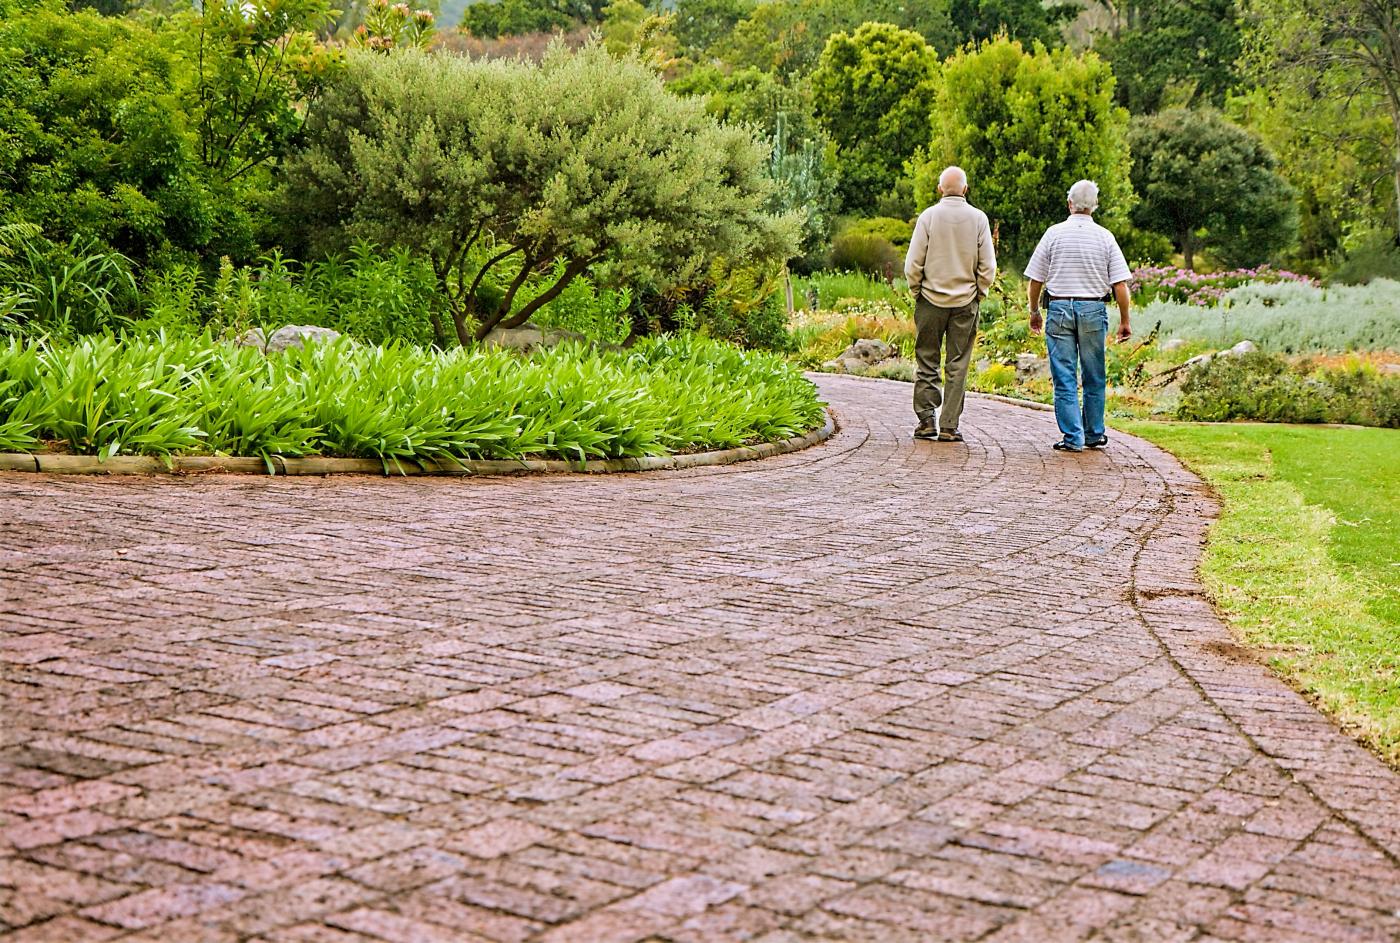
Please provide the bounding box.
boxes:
[1177,352,1400,428]
[0,0,338,272]
[916,38,1133,260]
[282,45,797,347]
[0,3,226,265]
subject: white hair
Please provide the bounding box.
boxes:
[1067,179,1099,213]
[938,165,967,195]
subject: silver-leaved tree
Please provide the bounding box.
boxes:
[281,44,798,347]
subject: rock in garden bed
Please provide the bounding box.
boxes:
[238,324,343,353]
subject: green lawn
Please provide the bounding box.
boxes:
[1120,421,1400,765]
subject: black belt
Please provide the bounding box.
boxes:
[1045,292,1111,302]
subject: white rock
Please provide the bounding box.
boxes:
[1160,338,1187,352]
[265,324,342,353]
[1015,353,1050,382]
[1227,340,1257,356]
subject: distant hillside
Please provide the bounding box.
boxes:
[439,0,471,27]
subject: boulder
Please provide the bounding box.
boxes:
[1227,340,1257,356]
[1015,353,1050,382]
[481,322,583,352]
[237,325,342,353]
[1160,338,1187,353]
[823,337,896,375]
[847,338,894,364]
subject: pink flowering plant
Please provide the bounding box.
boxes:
[1130,264,1316,307]
[352,0,435,51]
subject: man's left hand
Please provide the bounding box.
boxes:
[1116,323,1132,342]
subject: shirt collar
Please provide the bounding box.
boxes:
[940,195,968,205]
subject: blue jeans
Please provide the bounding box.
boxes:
[1045,300,1107,449]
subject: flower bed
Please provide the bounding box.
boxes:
[0,334,825,462]
[1131,264,1316,307]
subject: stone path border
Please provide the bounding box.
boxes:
[0,413,835,478]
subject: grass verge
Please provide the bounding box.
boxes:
[1120,420,1399,765]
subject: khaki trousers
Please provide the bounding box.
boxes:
[912,297,978,431]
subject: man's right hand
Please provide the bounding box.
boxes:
[1029,311,1043,335]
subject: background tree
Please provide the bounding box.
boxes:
[949,0,1076,47]
[0,1,231,265]
[917,37,1133,260]
[1097,0,1241,113]
[461,0,606,37]
[283,46,796,346]
[1241,0,1400,249]
[1128,108,1296,269]
[671,0,753,58]
[719,0,954,78]
[811,22,937,214]
[669,66,840,262]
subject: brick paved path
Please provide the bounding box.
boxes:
[4,374,1400,943]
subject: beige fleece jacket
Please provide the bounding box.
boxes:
[904,195,997,308]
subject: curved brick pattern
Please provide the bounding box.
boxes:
[2,374,1398,942]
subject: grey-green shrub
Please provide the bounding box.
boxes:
[1145,279,1400,352]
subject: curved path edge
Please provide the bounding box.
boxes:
[1123,433,1400,865]
[0,412,836,478]
[979,381,1400,864]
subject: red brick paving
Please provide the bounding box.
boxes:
[3,374,1400,942]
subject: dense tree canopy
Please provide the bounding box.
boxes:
[950,0,1075,47]
[1128,108,1296,269]
[811,22,937,214]
[1241,0,1400,248]
[918,37,1133,261]
[1097,0,1241,113]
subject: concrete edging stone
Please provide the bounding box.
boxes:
[0,412,836,479]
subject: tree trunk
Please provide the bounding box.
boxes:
[474,260,536,340]
[481,258,593,340]
[1392,129,1400,247]
[1181,229,1194,271]
[449,306,472,348]
[427,310,447,349]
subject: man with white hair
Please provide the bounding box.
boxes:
[1025,179,1132,452]
[904,165,997,441]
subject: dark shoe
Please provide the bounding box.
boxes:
[937,430,963,442]
[1052,441,1084,453]
[1086,435,1109,449]
[913,419,937,440]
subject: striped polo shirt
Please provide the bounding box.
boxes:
[1024,214,1131,298]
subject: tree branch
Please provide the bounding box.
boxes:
[496,257,596,333]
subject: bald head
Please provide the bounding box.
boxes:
[938,166,968,197]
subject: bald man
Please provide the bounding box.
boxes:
[903,166,997,442]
